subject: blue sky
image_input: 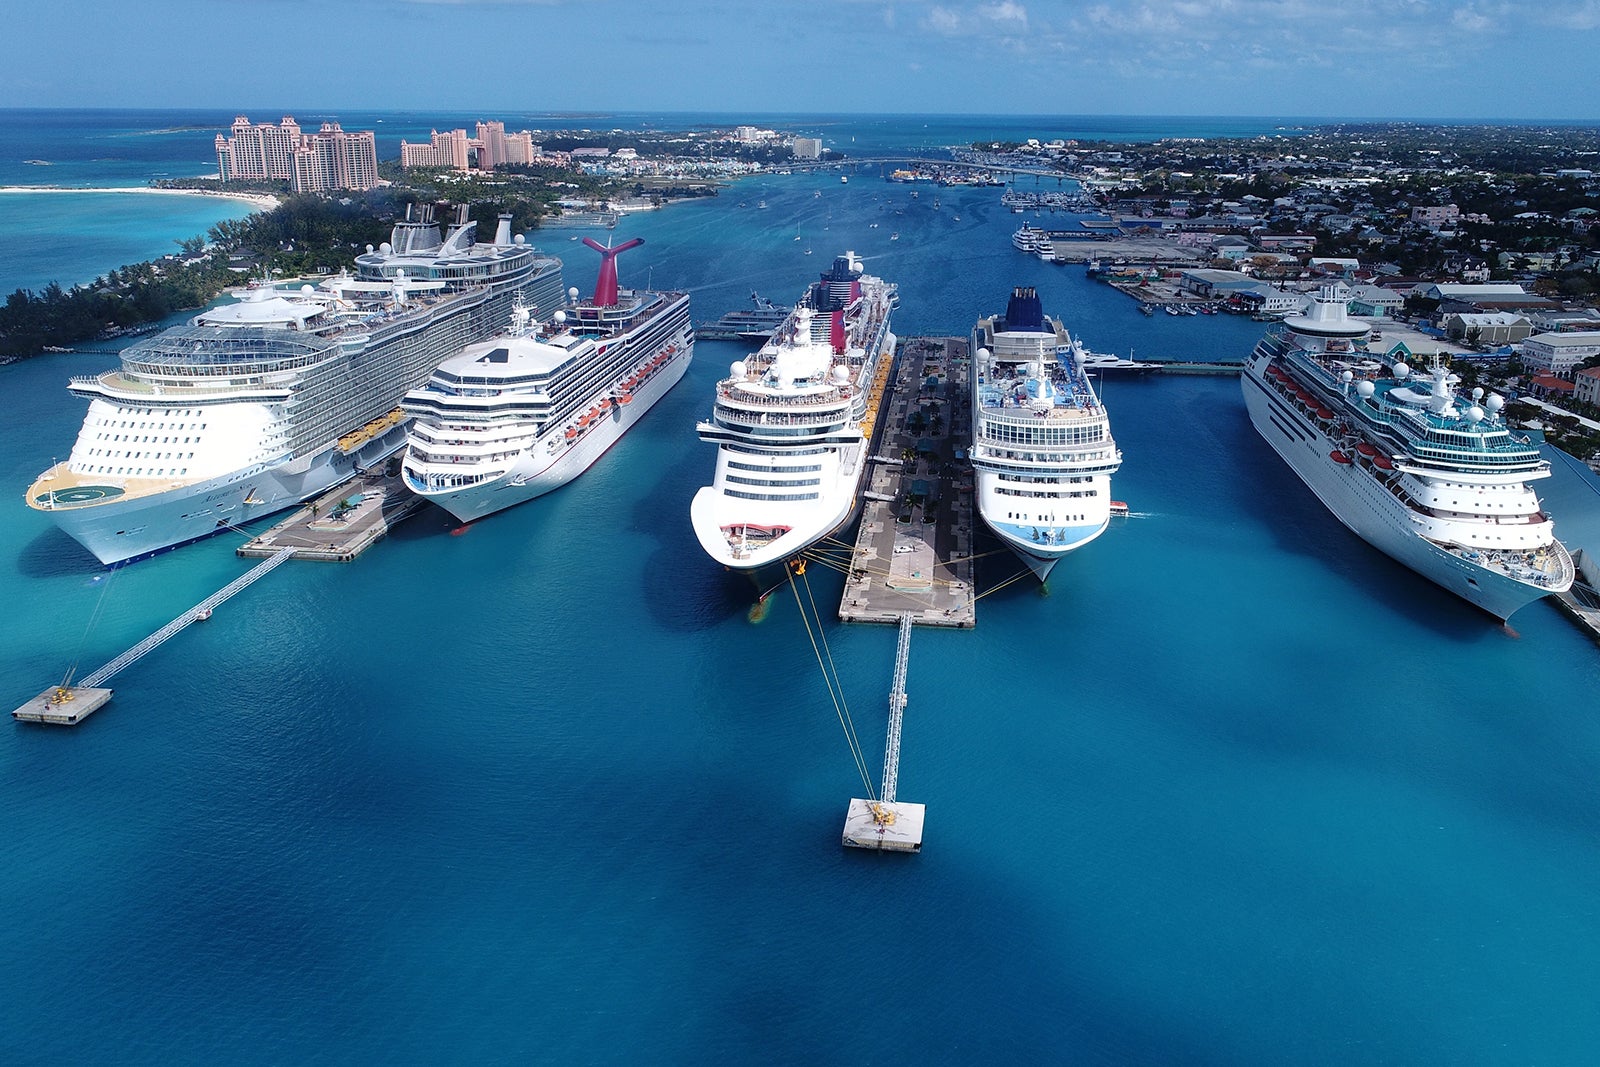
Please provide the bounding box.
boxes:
[8,0,1600,119]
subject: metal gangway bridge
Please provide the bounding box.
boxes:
[14,546,297,725]
[842,613,925,851]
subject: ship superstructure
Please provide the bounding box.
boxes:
[400,237,692,522]
[971,287,1123,581]
[1241,285,1573,619]
[690,252,897,579]
[27,205,564,564]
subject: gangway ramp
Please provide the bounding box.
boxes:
[13,546,297,726]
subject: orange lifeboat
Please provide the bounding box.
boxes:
[1374,454,1395,470]
[565,427,578,440]
[599,398,613,411]
[1331,450,1352,464]
[617,391,634,405]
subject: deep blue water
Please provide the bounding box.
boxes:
[5,114,1600,1065]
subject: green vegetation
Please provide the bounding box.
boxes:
[0,188,527,360]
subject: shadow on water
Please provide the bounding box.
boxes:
[1190,384,1505,642]
[15,527,109,580]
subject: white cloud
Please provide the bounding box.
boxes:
[979,1,1026,26]
[926,5,961,34]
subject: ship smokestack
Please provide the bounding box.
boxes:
[582,236,644,307]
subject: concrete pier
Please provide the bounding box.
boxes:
[839,336,977,627]
[842,798,926,852]
[13,686,113,726]
[239,465,423,562]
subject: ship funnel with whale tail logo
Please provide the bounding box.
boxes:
[582,236,644,307]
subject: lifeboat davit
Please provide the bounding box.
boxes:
[1331,450,1352,464]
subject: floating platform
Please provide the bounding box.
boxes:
[238,466,422,562]
[840,336,977,628]
[842,799,925,852]
[13,686,113,726]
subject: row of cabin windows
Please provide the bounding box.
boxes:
[726,475,822,488]
[724,489,821,501]
[727,460,823,473]
[996,487,1098,499]
[97,433,204,444]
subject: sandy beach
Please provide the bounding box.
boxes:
[0,185,279,212]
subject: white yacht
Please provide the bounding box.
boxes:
[971,287,1123,581]
[690,252,897,585]
[400,238,692,523]
[28,205,565,564]
[1242,285,1573,620]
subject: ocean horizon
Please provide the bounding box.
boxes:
[4,110,1600,1065]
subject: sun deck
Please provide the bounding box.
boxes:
[27,464,200,509]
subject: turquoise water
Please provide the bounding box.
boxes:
[5,116,1600,1065]
[0,190,259,295]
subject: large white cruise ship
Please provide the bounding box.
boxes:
[399,237,692,523]
[1242,285,1574,620]
[26,204,565,565]
[971,286,1123,581]
[690,252,896,584]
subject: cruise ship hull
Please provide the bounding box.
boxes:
[688,463,863,578]
[414,347,691,523]
[979,503,1109,582]
[1241,362,1557,621]
[34,423,409,565]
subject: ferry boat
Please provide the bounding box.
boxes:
[1241,285,1573,620]
[690,252,897,583]
[971,287,1123,581]
[400,237,692,523]
[27,205,565,565]
[694,292,791,343]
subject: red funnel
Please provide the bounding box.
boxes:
[582,237,644,307]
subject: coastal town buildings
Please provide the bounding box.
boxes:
[216,116,377,192]
[1410,204,1461,231]
[792,137,822,159]
[474,121,535,168]
[1575,367,1600,406]
[400,121,536,171]
[1441,311,1533,346]
[1522,332,1600,377]
[400,129,471,170]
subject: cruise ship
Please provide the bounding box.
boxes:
[971,287,1123,581]
[1012,224,1054,261]
[690,252,897,584]
[399,237,692,523]
[27,205,565,564]
[1241,285,1573,620]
